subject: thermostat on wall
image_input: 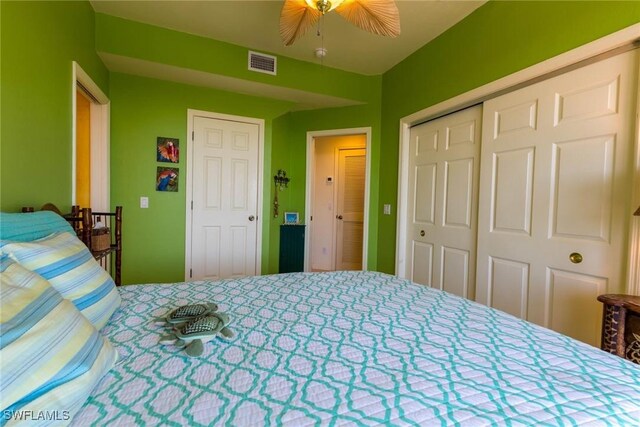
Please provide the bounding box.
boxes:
[326,176,333,183]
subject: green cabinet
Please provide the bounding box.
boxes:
[279,225,305,273]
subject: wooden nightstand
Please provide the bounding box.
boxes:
[597,294,640,364]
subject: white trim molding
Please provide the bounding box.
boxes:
[396,23,640,295]
[185,109,265,281]
[304,127,372,272]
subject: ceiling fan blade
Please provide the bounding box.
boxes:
[280,0,322,46]
[335,0,400,38]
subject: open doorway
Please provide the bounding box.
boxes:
[75,88,92,207]
[72,62,110,211]
[304,128,371,272]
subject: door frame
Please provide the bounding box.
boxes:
[185,109,265,281]
[304,127,372,272]
[396,23,640,294]
[71,61,110,210]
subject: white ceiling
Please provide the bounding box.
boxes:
[91,0,485,76]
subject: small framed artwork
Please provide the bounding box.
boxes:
[284,212,299,225]
[157,137,179,163]
[156,167,179,192]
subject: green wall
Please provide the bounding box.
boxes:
[1,1,109,211]
[0,3,382,284]
[110,74,381,283]
[269,113,293,274]
[110,73,293,284]
[99,15,383,283]
[377,1,640,273]
[3,1,638,281]
[95,13,378,105]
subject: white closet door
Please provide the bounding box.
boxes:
[476,51,638,346]
[406,105,482,299]
[191,116,259,280]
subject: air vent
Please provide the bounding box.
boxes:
[248,51,277,75]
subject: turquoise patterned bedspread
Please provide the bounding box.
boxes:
[74,271,640,426]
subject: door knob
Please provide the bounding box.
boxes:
[248,215,255,221]
[336,215,343,220]
[420,230,425,237]
[569,252,583,264]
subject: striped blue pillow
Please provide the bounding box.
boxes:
[0,231,121,330]
[0,256,117,423]
[0,211,74,242]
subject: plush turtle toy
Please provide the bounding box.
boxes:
[159,312,234,357]
[157,302,219,326]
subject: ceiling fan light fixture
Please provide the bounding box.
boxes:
[281,0,400,46]
[304,0,344,14]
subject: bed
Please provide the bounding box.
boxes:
[75,271,640,426]
[2,213,640,426]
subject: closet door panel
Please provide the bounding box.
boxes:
[412,241,433,286]
[491,148,534,235]
[476,50,638,346]
[493,100,538,139]
[443,158,474,229]
[406,105,482,299]
[550,136,614,242]
[489,256,530,319]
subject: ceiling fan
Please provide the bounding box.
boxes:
[280,0,401,46]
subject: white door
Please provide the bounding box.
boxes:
[406,105,482,299]
[476,51,638,346]
[335,148,366,270]
[190,116,259,280]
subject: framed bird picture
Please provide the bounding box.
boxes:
[156,167,179,192]
[157,137,179,163]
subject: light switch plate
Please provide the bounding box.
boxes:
[140,196,149,209]
[383,204,391,215]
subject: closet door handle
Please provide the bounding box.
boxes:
[420,230,425,237]
[248,215,255,221]
[336,215,343,220]
[569,252,582,264]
